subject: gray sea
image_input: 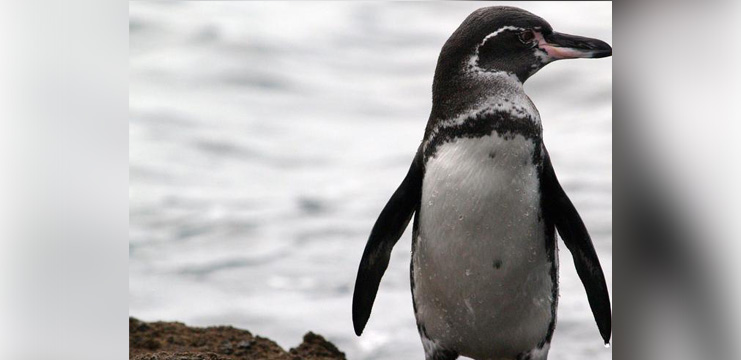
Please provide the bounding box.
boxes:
[129,2,612,359]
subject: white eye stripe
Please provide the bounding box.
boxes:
[467,26,527,80]
[466,26,539,82]
[480,26,525,46]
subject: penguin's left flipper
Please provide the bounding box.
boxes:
[542,149,612,344]
[352,146,423,336]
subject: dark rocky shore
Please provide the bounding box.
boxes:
[130,317,346,360]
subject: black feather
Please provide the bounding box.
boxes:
[542,148,612,344]
[352,146,423,336]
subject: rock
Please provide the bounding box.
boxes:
[237,340,253,350]
[289,332,346,360]
[130,318,346,360]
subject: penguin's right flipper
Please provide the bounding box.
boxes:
[352,146,423,336]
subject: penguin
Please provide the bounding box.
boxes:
[352,6,612,360]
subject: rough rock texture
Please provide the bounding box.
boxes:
[130,317,346,360]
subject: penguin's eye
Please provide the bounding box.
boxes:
[518,30,535,44]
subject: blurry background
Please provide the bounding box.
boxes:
[129,2,611,359]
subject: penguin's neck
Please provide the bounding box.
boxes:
[431,65,537,117]
[423,74,543,163]
[431,73,540,130]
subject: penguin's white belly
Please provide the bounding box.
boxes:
[414,131,554,359]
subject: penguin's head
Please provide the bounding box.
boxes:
[435,6,612,85]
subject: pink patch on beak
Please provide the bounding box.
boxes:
[534,31,589,59]
[542,46,587,59]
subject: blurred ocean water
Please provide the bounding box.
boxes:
[129,2,612,359]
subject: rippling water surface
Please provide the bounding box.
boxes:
[129,2,612,359]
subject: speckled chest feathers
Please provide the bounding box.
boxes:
[411,70,557,360]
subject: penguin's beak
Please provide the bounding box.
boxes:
[537,31,612,59]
